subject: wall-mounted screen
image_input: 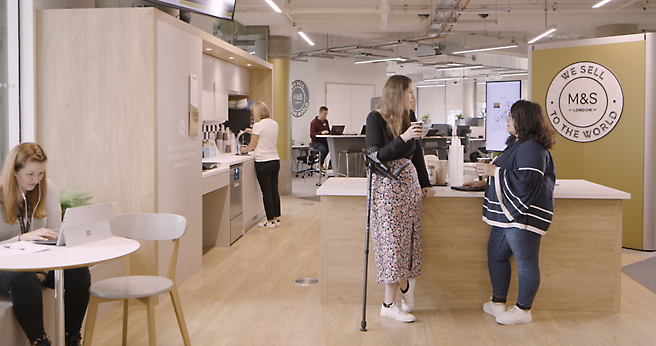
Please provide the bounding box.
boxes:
[485,81,521,152]
[148,0,236,21]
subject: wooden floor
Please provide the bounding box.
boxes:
[88,194,656,346]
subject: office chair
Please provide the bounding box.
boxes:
[83,213,191,346]
[296,148,324,185]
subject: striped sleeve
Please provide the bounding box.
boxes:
[493,146,548,222]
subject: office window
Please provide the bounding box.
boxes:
[0,0,19,164]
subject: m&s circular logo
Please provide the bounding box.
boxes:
[546,61,623,142]
[291,80,309,118]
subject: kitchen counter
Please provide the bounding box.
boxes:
[319,177,629,312]
[317,178,631,199]
[202,152,254,178]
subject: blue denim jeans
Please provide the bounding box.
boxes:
[487,226,541,310]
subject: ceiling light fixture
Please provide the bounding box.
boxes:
[298,30,315,46]
[424,77,460,82]
[264,0,282,13]
[431,19,498,24]
[592,0,612,8]
[386,72,396,76]
[417,84,446,88]
[501,72,528,77]
[205,48,212,51]
[453,44,518,54]
[355,57,406,64]
[436,65,484,71]
[528,25,557,44]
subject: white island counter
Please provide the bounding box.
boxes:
[317,178,630,312]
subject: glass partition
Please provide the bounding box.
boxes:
[0,0,19,164]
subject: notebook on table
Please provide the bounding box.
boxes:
[34,202,114,246]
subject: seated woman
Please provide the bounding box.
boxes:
[0,142,90,346]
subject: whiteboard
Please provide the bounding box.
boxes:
[485,81,521,151]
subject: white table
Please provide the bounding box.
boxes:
[0,237,140,346]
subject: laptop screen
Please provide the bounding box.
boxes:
[330,125,345,135]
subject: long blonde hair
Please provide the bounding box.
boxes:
[0,143,49,224]
[251,101,271,122]
[377,75,412,138]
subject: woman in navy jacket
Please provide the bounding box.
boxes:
[466,100,556,325]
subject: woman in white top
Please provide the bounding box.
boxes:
[240,101,281,228]
[0,143,90,346]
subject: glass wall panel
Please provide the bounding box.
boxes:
[0,0,18,164]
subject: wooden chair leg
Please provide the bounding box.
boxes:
[122,300,129,346]
[170,285,191,346]
[83,296,100,346]
[143,296,157,346]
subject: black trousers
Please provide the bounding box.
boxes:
[0,267,91,343]
[255,160,281,221]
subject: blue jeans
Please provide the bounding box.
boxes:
[487,226,541,310]
[312,141,329,167]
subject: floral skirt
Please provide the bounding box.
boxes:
[370,158,422,284]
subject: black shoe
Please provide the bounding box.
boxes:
[31,336,51,346]
[65,332,82,346]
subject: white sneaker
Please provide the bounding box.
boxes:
[275,219,281,227]
[401,278,416,313]
[483,301,506,318]
[495,306,532,325]
[258,221,276,229]
[380,302,416,323]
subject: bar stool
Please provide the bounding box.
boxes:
[337,146,364,177]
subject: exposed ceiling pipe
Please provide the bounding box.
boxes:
[380,0,390,31]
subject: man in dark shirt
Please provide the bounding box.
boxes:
[310,106,330,169]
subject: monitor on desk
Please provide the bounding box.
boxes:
[431,124,452,137]
[330,125,345,135]
[360,125,366,135]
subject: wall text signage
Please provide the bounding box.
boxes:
[546,61,623,142]
[291,80,309,117]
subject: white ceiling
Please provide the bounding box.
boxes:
[233,0,656,57]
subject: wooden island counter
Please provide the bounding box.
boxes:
[317,178,630,312]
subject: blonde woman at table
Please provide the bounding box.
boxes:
[240,101,281,228]
[464,100,556,325]
[0,143,90,346]
[365,75,435,323]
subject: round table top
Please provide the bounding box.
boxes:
[0,237,140,271]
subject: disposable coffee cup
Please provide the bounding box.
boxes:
[476,157,491,176]
[411,121,427,137]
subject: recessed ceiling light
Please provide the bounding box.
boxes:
[264,0,282,13]
[229,57,234,60]
[247,64,252,67]
[206,48,212,51]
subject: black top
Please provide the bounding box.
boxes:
[365,110,431,188]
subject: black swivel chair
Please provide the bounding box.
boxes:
[296,148,324,186]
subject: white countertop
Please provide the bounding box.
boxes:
[202,152,254,178]
[316,178,631,200]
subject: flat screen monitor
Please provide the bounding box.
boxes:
[147,0,236,21]
[485,80,521,151]
[431,124,452,137]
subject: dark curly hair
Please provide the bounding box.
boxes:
[506,100,556,150]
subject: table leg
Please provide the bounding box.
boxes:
[54,269,65,346]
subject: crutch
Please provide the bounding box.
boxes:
[360,147,409,332]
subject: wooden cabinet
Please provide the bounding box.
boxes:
[202,54,249,121]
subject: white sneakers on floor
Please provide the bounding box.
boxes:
[380,302,416,323]
[483,301,507,318]
[401,278,416,313]
[258,221,276,229]
[494,305,533,325]
[275,219,281,227]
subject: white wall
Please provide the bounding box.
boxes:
[289,58,387,145]
[290,59,317,146]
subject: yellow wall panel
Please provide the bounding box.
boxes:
[532,40,645,249]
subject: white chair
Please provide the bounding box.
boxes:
[83,213,191,346]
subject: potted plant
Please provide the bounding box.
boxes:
[59,188,93,220]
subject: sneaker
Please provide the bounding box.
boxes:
[258,221,276,229]
[495,306,532,325]
[380,302,416,323]
[275,219,281,227]
[401,278,416,312]
[483,301,506,318]
[31,336,52,346]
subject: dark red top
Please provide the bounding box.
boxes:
[310,116,330,143]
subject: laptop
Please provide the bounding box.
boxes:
[360,125,366,135]
[426,129,439,137]
[35,202,114,246]
[330,125,345,135]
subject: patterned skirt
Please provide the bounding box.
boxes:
[370,158,422,284]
